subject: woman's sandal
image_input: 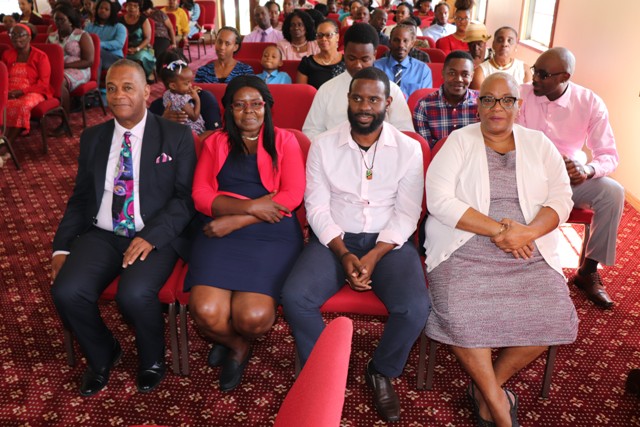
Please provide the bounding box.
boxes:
[504,388,520,427]
[467,382,497,427]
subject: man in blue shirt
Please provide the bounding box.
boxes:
[374,24,432,99]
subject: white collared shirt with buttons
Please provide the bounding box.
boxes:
[305,121,424,249]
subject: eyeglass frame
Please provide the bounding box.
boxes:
[9,30,29,39]
[316,31,337,39]
[230,100,266,112]
[478,96,519,110]
[530,66,567,80]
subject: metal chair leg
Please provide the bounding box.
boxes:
[541,345,558,398]
[579,224,590,266]
[425,339,437,390]
[416,331,427,389]
[179,303,190,375]
[168,302,180,375]
[1,135,20,170]
[63,328,76,366]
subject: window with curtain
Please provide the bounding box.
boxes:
[474,0,488,23]
[522,0,559,47]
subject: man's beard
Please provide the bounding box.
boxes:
[347,109,385,135]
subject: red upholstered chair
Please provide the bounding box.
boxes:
[0,42,10,57]
[70,33,106,127]
[235,42,276,61]
[33,33,49,43]
[269,84,317,131]
[35,24,50,35]
[187,5,208,59]
[566,207,594,265]
[416,35,436,48]
[196,1,216,46]
[420,47,445,62]
[241,58,263,75]
[415,136,559,397]
[31,43,72,153]
[375,44,389,59]
[280,60,301,81]
[62,260,185,375]
[407,87,438,113]
[196,83,226,117]
[274,317,353,427]
[0,34,9,45]
[0,61,20,169]
[427,62,443,87]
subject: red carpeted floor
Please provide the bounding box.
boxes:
[1,49,639,426]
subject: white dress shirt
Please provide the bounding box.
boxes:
[424,123,574,274]
[302,71,415,139]
[423,23,455,41]
[95,111,147,232]
[305,121,424,248]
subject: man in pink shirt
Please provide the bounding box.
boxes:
[243,5,284,43]
[518,47,624,309]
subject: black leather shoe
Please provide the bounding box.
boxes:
[365,359,401,423]
[137,361,166,393]
[219,349,252,392]
[208,344,230,368]
[79,340,122,397]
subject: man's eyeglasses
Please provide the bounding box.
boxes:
[478,96,518,110]
[316,31,337,39]
[530,66,566,80]
[230,100,266,111]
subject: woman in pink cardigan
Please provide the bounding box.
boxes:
[187,76,306,392]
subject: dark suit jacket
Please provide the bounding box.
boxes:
[53,112,197,260]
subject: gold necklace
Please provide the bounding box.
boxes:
[316,53,335,65]
[490,57,514,70]
[290,41,308,52]
[241,135,259,141]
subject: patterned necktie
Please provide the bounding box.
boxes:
[112,131,135,237]
[260,30,267,42]
[394,63,403,86]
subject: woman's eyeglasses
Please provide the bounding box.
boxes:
[530,66,566,80]
[478,96,518,109]
[9,31,29,39]
[316,31,337,39]
[230,100,266,111]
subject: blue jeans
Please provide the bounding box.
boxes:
[281,233,430,377]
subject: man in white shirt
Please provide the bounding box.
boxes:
[243,5,284,43]
[282,67,429,423]
[303,22,414,139]
[423,2,455,41]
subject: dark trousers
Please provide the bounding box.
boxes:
[51,228,178,371]
[100,49,122,72]
[281,233,431,377]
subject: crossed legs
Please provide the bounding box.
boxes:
[451,345,547,427]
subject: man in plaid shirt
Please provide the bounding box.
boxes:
[413,50,479,148]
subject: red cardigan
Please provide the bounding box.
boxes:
[1,46,53,100]
[192,127,306,217]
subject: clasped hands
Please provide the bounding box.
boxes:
[340,252,379,292]
[490,218,536,259]
[563,155,591,186]
[203,193,289,238]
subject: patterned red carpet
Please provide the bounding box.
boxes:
[1,53,639,426]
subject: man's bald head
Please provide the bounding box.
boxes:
[540,47,576,75]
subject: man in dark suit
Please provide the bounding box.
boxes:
[51,59,196,396]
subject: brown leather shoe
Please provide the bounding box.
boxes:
[365,359,400,422]
[572,271,614,309]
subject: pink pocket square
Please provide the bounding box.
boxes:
[155,153,173,163]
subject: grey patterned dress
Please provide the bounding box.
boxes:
[426,146,578,348]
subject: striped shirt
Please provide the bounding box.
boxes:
[413,86,479,148]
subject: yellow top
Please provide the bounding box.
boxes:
[163,7,190,37]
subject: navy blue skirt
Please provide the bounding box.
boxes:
[185,154,303,301]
